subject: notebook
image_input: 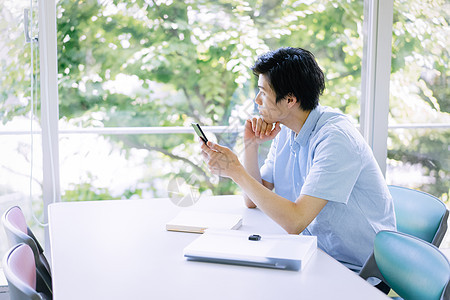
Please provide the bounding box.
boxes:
[184,229,317,271]
[166,211,243,233]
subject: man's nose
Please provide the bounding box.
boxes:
[254,93,262,105]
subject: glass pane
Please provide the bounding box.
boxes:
[59,131,246,202]
[57,0,364,128]
[57,0,364,202]
[387,0,449,247]
[0,134,45,257]
[0,0,44,265]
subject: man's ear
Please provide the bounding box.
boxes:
[286,94,298,109]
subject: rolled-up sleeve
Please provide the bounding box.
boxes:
[301,128,362,204]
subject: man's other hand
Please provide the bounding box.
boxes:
[244,117,281,146]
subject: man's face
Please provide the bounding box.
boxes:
[254,74,288,123]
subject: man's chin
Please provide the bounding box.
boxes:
[258,112,276,124]
[261,116,274,124]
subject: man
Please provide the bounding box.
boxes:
[200,47,396,273]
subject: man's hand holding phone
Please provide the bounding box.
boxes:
[244,117,281,146]
[192,123,243,179]
[191,123,208,145]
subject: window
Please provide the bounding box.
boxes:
[386,0,449,247]
[0,0,44,262]
[56,0,364,202]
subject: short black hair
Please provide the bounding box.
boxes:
[251,47,325,111]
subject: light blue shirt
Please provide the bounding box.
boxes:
[260,105,396,268]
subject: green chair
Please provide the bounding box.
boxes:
[366,230,450,300]
[360,186,449,295]
[389,185,449,246]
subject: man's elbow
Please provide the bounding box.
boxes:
[244,196,257,208]
[285,223,304,235]
[246,202,257,209]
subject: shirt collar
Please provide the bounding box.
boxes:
[292,105,321,148]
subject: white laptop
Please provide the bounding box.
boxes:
[184,229,317,271]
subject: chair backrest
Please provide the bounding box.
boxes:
[373,230,450,300]
[2,243,48,300]
[5,207,28,235]
[2,206,52,297]
[389,185,449,246]
[2,207,37,250]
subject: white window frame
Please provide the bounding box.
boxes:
[38,0,60,253]
[360,0,394,175]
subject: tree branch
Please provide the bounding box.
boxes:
[1,166,43,189]
[194,85,207,112]
[117,135,216,190]
[182,86,202,123]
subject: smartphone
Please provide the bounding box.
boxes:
[191,123,208,144]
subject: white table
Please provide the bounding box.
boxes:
[48,195,388,299]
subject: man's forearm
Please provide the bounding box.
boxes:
[231,166,304,234]
[242,142,261,207]
[231,166,328,235]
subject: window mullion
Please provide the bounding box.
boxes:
[360,0,394,176]
[39,0,61,255]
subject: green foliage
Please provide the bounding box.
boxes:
[62,182,120,201]
[0,1,37,124]
[392,0,449,114]
[61,180,144,201]
[1,0,448,200]
[388,129,449,199]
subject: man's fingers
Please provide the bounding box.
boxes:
[274,121,281,131]
[245,119,253,129]
[200,141,215,156]
[246,117,280,140]
[201,151,208,161]
[208,141,230,153]
[251,118,257,132]
[268,122,281,138]
[255,118,264,136]
[264,123,272,136]
[259,122,268,138]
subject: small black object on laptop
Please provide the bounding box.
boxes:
[248,234,261,241]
